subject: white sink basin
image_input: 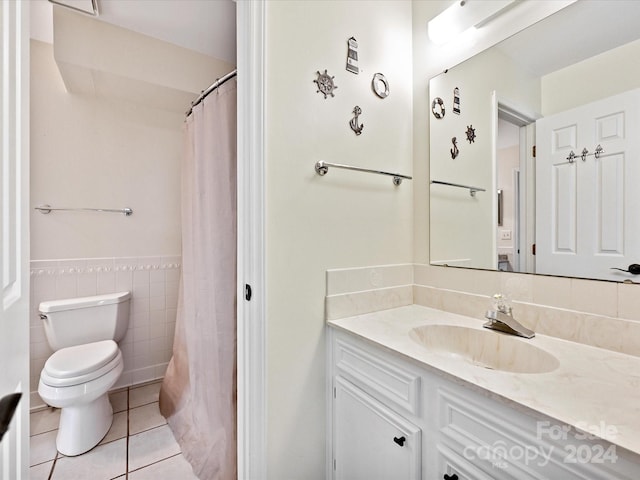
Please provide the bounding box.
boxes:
[409,325,559,374]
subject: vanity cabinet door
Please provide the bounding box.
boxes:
[333,376,421,480]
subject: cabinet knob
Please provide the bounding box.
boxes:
[393,436,406,447]
[443,474,458,480]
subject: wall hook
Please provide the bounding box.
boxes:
[349,106,364,136]
[581,147,589,161]
[594,144,604,159]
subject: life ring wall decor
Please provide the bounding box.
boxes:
[371,73,389,99]
[431,97,445,119]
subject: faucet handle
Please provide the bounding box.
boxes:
[492,293,512,315]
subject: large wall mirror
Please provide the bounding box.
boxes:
[429,0,640,282]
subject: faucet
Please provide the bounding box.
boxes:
[483,294,535,339]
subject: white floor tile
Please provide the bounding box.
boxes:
[129,381,161,408]
[109,390,128,413]
[30,408,60,435]
[99,410,127,445]
[128,425,181,471]
[129,402,166,435]
[29,460,54,480]
[29,379,194,479]
[51,438,127,480]
[129,454,198,480]
[30,430,58,466]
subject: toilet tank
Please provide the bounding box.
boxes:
[39,292,131,351]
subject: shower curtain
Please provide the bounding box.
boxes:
[159,78,237,480]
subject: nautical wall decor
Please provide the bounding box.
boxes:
[314,69,338,99]
[453,87,461,114]
[432,97,445,119]
[372,73,389,99]
[450,137,459,159]
[349,106,364,135]
[466,125,476,143]
[346,37,359,74]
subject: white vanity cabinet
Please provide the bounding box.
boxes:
[330,335,423,479]
[328,327,640,480]
[333,376,421,479]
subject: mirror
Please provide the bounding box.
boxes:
[429,0,640,282]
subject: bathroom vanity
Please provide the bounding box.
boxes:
[327,305,640,479]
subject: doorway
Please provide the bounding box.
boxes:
[495,99,538,274]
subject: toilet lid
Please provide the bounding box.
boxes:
[44,340,119,379]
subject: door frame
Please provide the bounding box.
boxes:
[236,1,266,478]
[0,1,30,478]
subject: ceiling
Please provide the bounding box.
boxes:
[30,0,236,64]
[495,0,640,77]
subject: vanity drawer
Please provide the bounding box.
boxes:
[334,338,421,416]
[437,444,495,480]
[437,386,620,480]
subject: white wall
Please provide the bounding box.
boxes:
[542,38,640,115]
[265,1,414,478]
[29,39,187,407]
[30,40,183,260]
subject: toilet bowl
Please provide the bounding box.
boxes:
[38,340,124,456]
[37,292,131,456]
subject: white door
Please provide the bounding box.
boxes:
[333,376,421,480]
[536,89,640,281]
[0,1,30,478]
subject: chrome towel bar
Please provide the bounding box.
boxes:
[314,160,412,186]
[34,205,133,216]
[430,180,486,197]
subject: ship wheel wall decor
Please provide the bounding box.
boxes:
[466,125,476,143]
[314,69,338,99]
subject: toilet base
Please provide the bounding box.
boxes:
[57,394,113,456]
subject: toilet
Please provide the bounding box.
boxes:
[38,291,131,456]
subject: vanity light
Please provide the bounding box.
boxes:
[428,0,516,45]
[48,0,98,16]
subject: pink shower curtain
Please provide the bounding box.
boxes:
[159,79,237,480]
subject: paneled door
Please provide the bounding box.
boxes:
[0,1,30,478]
[536,89,640,281]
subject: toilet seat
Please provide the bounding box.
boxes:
[41,340,121,388]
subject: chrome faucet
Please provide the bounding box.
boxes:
[483,294,535,339]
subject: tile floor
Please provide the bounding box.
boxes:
[29,381,198,480]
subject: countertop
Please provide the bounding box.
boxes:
[328,304,640,457]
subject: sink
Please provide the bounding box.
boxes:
[409,325,559,374]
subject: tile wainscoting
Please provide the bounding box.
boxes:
[30,256,181,410]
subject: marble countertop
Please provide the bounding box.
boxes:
[329,304,640,457]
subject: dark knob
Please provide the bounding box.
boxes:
[443,474,458,480]
[611,264,640,274]
[393,436,406,447]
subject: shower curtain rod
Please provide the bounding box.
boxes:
[185,68,238,117]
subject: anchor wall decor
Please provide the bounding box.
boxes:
[450,137,459,159]
[349,106,364,136]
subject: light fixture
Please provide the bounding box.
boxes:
[48,0,98,17]
[428,0,516,45]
